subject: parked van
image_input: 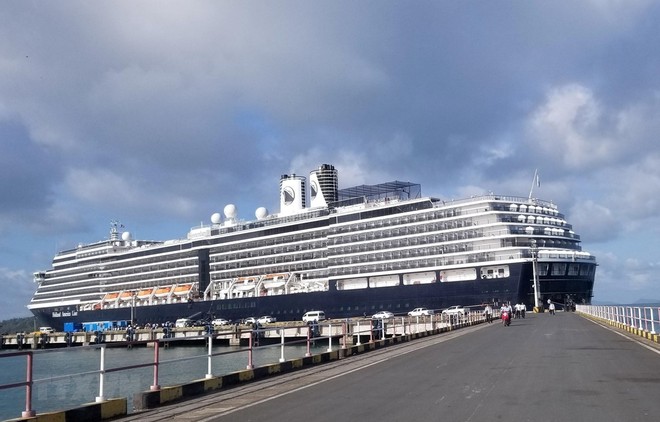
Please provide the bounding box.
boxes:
[175,318,192,328]
[302,311,325,323]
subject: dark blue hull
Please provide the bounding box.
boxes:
[32,261,595,330]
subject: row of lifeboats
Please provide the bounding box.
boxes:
[99,283,195,304]
[205,273,291,300]
[233,273,288,291]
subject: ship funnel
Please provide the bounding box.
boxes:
[309,164,338,208]
[279,174,306,215]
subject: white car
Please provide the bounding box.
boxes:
[211,318,229,326]
[442,305,468,316]
[408,308,434,317]
[174,318,193,328]
[257,315,276,324]
[302,310,326,323]
[372,311,394,319]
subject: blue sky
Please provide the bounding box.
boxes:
[1,1,659,320]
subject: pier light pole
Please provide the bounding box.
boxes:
[130,293,136,326]
[531,240,541,312]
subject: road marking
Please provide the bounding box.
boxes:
[585,318,660,356]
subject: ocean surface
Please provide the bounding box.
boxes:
[0,341,327,420]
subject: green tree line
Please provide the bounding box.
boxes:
[0,317,36,334]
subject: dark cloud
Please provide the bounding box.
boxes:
[1,1,660,318]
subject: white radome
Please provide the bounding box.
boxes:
[255,207,268,220]
[224,204,237,219]
[121,232,132,241]
[211,212,222,224]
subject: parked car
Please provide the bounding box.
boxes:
[257,315,276,324]
[442,305,468,316]
[174,318,193,328]
[211,318,230,326]
[372,311,394,319]
[39,327,55,334]
[408,308,434,317]
[302,311,326,323]
[243,317,257,325]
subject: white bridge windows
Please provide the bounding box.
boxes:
[479,265,510,279]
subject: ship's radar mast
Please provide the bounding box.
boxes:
[110,220,123,241]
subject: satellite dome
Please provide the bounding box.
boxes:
[255,207,268,220]
[211,212,222,224]
[121,231,132,241]
[224,204,237,219]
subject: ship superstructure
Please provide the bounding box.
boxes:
[29,164,596,329]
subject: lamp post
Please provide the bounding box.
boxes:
[130,293,136,326]
[531,240,541,311]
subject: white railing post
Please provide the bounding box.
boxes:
[356,320,361,346]
[96,345,106,402]
[206,333,213,379]
[651,308,658,335]
[327,323,333,352]
[279,329,285,363]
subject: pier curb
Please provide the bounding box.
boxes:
[579,313,660,345]
[8,397,126,422]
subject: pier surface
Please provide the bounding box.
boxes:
[118,312,660,421]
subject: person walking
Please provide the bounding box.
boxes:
[549,302,556,315]
[484,304,493,323]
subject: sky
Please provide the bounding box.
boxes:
[1,1,659,320]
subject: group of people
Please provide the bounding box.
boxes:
[482,302,528,325]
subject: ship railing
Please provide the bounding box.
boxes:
[437,194,558,209]
[576,305,658,335]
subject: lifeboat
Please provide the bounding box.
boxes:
[119,291,136,301]
[103,292,119,301]
[154,285,173,297]
[137,288,155,299]
[234,277,257,291]
[173,284,193,296]
[262,273,287,289]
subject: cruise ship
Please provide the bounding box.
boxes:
[29,164,597,330]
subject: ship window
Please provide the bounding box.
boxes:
[551,263,567,276]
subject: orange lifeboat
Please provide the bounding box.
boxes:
[154,285,173,297]
[103,292,119,301]
[119,291,136,301]
[173,284,193,296]
[137,288,155,299]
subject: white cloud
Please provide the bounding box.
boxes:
[527,84,620,169]
[65,168,196,217]
[0,268,34,320]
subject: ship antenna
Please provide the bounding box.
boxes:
[110,220,122,241]
[528,169,540,201]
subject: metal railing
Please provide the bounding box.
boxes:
[576,305,658,335]
[0,314,482,419]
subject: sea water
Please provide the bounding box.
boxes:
[0,342,325,420]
